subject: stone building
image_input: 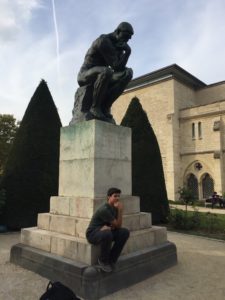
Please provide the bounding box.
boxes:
[112,64,225,201]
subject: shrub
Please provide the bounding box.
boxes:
[1,80,62,229]
[169,209,201,230]
[121,97,169,223]
[0,188,6,223]
[177,187,196,211]
[202,212,220,233]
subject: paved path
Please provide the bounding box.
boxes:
[170,204,225,214]
[1,231,225,299]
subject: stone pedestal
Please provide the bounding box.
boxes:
[59,121,132,197]
[10,120,177,299]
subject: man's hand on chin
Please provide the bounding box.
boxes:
[114,201,123,210]
[100,225,111,231]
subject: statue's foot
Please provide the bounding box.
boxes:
[86,111,116,124]
[103,109,113,119]
[106,117,116,124]
[90,107,105,119]
[102,108,116,124]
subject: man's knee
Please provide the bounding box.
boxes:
[119,227,130,240]
[101,230,113,241]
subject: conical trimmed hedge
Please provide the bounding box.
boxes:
[1,80,62,229]
[121,97,169,223]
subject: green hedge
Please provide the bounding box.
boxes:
[1,80,62,229]
[121,97,169,223]
[169,209,225,233]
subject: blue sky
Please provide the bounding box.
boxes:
[1,0,225,125]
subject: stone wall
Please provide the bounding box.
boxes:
[196,82,225,105]
[113,79,176,200]
[180,100,225,196]
[113,76,225,200]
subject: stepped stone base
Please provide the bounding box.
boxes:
[37,212,151,238]
[19,194,165,265]
[21,226,166,265]
[11,241,177,300]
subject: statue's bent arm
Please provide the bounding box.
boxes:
[98,38,130,72]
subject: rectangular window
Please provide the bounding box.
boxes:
[198,122,202,139]
[192,123,195,139]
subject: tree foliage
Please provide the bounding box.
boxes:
[177,186,196,212]
[1,80,62,229]
[121,97,169,223]
[0,114,19,174]
[0,189,6,215]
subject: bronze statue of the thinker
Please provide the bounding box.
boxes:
[70,22,134,124]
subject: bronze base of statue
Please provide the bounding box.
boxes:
[69,85,116,125]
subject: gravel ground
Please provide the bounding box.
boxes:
[1,231,225,300]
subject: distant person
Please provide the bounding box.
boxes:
[218,194,225,208]
[86,187,129,272]
[211,192,219,208]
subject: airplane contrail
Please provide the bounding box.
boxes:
[51,0,61,82]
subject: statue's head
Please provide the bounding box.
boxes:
[114,22,134,43]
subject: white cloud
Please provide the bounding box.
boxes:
[162,1,225,83]
[0,0,41,42]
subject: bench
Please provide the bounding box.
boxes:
[204,197,225,208]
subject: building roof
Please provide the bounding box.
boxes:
[126,64,207,91]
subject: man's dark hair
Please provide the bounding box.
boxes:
[107,187,121,197]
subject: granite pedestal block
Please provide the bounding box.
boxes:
[59,120,132,197]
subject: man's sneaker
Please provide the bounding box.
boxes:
[110,262,116,271]
[97,258,112,273]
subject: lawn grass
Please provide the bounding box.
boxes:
[166,208,225,241]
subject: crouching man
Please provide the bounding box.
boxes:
[86,187,130,272]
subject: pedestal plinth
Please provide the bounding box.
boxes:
[10,120,177,299]
[59,120,132,197]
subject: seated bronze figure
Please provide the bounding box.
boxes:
[70,22,134,124]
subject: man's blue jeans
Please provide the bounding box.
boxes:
[86,227,130,264]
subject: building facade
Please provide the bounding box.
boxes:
[112,64,225,201]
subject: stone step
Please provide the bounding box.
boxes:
[21,226,167,265]
[11,241,177,300]
[37,212,152,238]
[50,195,140,218]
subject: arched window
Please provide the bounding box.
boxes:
[187,173,199,199]
[202,173,214,198]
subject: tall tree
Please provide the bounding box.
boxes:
[0,114,19,174]
[1,80,62,229]
[121,97,169,223]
